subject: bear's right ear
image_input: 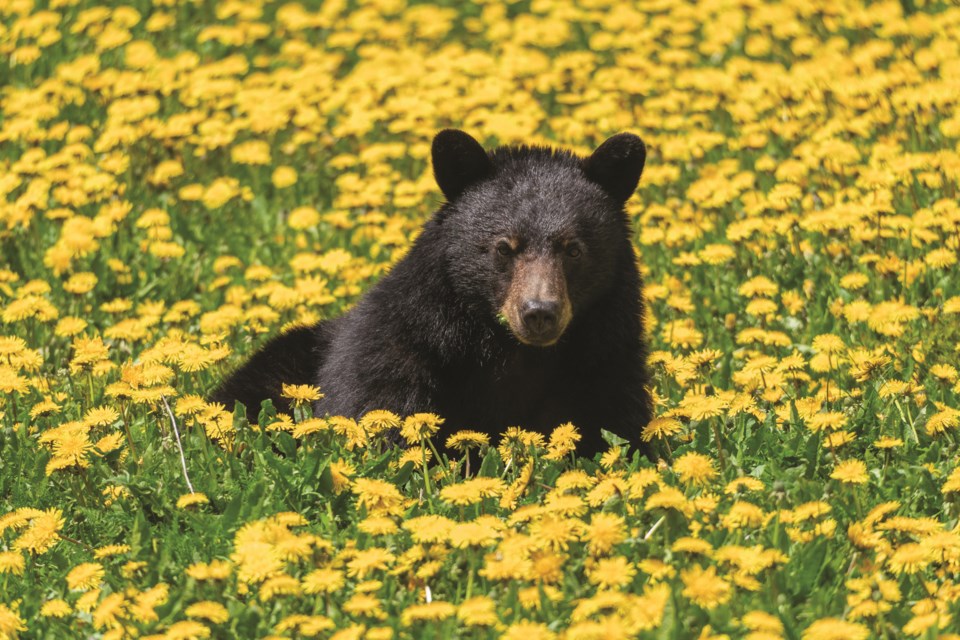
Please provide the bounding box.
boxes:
[432,129,493,202]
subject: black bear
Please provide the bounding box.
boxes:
[212,129,653,458]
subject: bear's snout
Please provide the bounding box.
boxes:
[502,256,572,347]
[521,299,560,336]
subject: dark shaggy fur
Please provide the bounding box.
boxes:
[212,130,653,458]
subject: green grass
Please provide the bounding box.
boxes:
[2,0,960,638]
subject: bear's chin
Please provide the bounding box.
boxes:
[509,327,565,348]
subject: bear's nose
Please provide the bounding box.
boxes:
[521,300,559,336]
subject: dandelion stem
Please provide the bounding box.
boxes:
[712,421,726,471]
[420,438,433,507]
[161,395,195,494]
[59,533,94,553]
[644,515,666,541]
[120,402,136,459]
[425,437,444,475]
[465,555,475,599]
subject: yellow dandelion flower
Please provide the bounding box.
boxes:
[122,561,147,578]
[801,618,869,640]
[93,544,130,559]
[529,516,581,552]
[738,276,778,298]
[641,417,683,441]
[0,365,29,394]
[302,567,344,595]
[185,601,229,624]
[164,620,212,639]
[584,512,627,556]
[724,477,764,494]
[0,604,26,637]
[926,408,960,436]
[449,518,503,549]
[66,562,104,591]
[807,412,847,433]
[403,514,456,544]
[352,478,406,517]
[400,412,444,444]
[646,487,690,513]
[280,383,322,405]
[176,493,210,509]
[259,574,301,601]
[83,406,120,427]
[358,516,399,536]
[831,460,868,484]
[329,459,355,494]
[185,560,232,581]
[75,589,101,614]
[13,508,64,554]
[457,596,497,626]
[587,555,636,589]
[440,477,505,507]
[359,410,401,435]
[0,551,25,575]
[874,437,903,449]
[673,452,718,486]
[544,422,580,460]
[275,614,335,634]
[824,431,855,448]
[930,364,958,383]
[347,548,396,579]
[400,601,456,626]
[175,395,207,417]
[673,537,715,556]
[943,468,960,494]
[501,621,556,640]
[887,543,932,575]
[92,592,126,630]
[292,417,330,437]
[721,501,766,529]
[330,415,366,448]
[39,599,72,618]
[742,610,783,633]
[445,430,490,452]
[678,393,727,420]
[63,272,98,295]
[681,564,731,610]
[342,592,386,619]
[639,558,676,581]
[271,166,298,189]
[287,206,321,230]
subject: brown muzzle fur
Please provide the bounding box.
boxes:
[501,256,572,347]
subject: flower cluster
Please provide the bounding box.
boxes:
[2,0,960,637]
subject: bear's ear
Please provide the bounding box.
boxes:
[432,129,493,202]
[582,133,646,204]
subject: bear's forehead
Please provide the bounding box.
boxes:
[464,191,607,242]
[451,158,612,238]
[483,162,601,202]
[493,171,604,220]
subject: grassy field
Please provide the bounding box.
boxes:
[2,0,960,637]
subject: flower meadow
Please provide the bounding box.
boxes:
[3,0,960,637]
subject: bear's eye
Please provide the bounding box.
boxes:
[565,243,583,259]
[496,240,513,257]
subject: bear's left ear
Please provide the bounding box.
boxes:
[432,129,494,202]
[582,133,646,204]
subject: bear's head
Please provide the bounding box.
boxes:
[432,129,645,347]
